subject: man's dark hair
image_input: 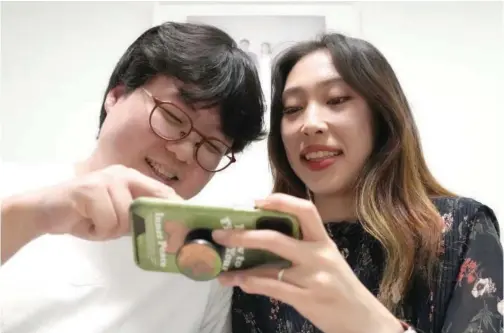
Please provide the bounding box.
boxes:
[99,22,265,153]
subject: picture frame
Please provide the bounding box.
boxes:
[152,0,363,38]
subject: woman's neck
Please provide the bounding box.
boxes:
[313,192,358,223]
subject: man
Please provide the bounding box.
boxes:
[0,22,265,333]
[238,38,259,68]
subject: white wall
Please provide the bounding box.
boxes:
[357,1,504,226]
[1,1,154,163]
[1,2,503,230]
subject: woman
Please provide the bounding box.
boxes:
[212,33,503,333]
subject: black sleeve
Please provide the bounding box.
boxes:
[442,205,503,333]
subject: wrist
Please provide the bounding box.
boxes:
[377,316,405,333]
[359,307,405,333]
[2,193,50,262]
[398,321,416,332]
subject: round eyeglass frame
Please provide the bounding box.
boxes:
[142,88,236,173]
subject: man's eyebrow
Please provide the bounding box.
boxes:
[155,87,196,112]
[165,85,224,133]
[179,87,203,111]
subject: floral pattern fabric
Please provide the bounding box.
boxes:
[231,197,503,333]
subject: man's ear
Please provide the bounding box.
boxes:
[103,85,126,114]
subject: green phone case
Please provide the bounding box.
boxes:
[129,197,301,281]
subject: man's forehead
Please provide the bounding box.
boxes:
[152,78,218,109]
[194,106,222,130]
[147,76,181,99]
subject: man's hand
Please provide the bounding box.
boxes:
[1,165,181,263]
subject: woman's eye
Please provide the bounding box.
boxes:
[327,96,351,105]
[282,106,302,114]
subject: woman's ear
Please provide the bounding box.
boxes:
[103,85,126,114]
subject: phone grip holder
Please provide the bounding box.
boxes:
[175,229,224,281]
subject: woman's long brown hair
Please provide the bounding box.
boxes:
[268,33,454,312]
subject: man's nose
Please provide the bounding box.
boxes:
[164,132,198,164]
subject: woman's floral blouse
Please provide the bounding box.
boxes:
[231,197,503,333]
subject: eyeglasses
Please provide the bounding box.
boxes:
[142,88,235,172]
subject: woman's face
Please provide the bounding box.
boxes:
[280,49,374,196]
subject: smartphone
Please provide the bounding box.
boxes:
[129,197,301,282]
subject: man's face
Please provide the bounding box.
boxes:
[95,75,231,199]
[239,40,250,51]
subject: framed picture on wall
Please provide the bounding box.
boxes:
[152,1,362,38]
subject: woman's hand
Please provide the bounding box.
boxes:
[212,193,404,333]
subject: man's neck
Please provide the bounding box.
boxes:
[313,191,358,223]
[73,152,102,176]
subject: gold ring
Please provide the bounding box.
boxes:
[277,268,286,282]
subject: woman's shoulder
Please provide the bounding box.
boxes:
[426,197,503,333]
[431,196,499,235]
[430,196,501,259]
[431,195,495,217]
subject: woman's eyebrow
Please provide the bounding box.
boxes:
[282,76,345,100]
